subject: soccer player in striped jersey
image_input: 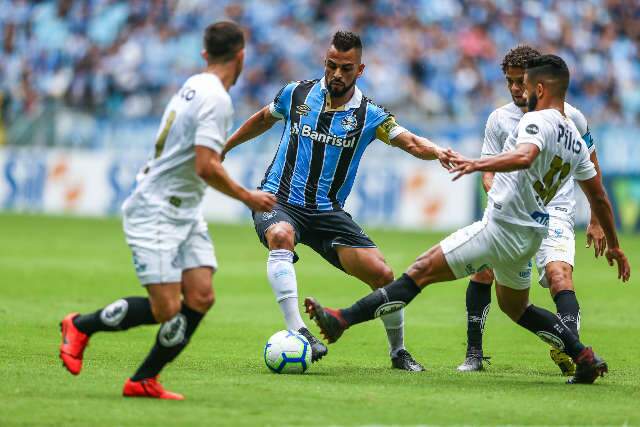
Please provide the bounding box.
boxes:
[457,46,606,375]
[222,31,452,371]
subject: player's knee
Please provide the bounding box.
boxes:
[472,269,494,285]
[547,266,573,295]
[185,288,216,313]
[408,256,433,281]
[267,224,295,250]
[152,299,182,323]
[367,263,394,288]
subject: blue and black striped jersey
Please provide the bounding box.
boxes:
[261,78,396,211]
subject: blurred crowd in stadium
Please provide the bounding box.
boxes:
[1,0,639,146]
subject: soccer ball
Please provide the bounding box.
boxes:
[263,330,312,374]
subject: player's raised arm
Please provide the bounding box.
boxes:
[221,105,281,160]
[377,116,454,169]
[195,146,276,211]
[577,174,630,282]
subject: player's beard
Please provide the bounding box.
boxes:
[527,93,538,111]
[328,78,356,98]
[512,95,527,108]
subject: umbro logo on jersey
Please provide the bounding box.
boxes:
[296,104,311,116]
[526,124,539,134]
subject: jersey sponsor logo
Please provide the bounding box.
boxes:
[341,115,358,131]
[290,123,356,148]
[295,104,311,116]
[526,124,539,135]
[530,211,550,226]
[159,314,187,347]
[178,86,195,101]
[100,299,129,327]
[374,301,406,318]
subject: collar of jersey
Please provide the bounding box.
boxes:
[320,77,362,111]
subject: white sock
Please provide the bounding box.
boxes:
[267,249,306,331]
[381,308,405,357]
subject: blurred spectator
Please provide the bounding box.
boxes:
[0,0,639,144]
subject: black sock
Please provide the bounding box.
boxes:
[73,297,156,336]
[554,290,580,339]
[516,304,585,359]
[340,274,421,327]
[465,280,491,354]
[131,304,205,381]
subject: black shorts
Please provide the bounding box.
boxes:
[252,201,376,271]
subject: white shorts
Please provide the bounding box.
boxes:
[122,196,217,286]
[440,216,543,290]
[535,216,575,288]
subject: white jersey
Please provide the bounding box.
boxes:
[481,102,595,224]
[486,108,597,232]
[126,73,233,219]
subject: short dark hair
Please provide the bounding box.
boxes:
[331,31,362,52]
[203,21,244,63]
[526,54,570,94]
[501,45,541,73]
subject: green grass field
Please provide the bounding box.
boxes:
[0,213,638,427]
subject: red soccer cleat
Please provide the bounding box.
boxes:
[59,312,90,375]
[123,377,184,400]
[304,297,348,343]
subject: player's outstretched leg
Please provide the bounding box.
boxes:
[59,296,157,375]
[544,261,580,376]
[458,270,493,372]
[495,283,607,384]
[336,246,424,371]
[305,245,455,344]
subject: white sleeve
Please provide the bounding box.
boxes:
[567,106,596,154]
[574,146,597,181]
[480,111,503,157]
[194,96,230,153]
[268,102,284,119]
[515,113,547,151]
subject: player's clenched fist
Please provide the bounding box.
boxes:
[244,190,277,212]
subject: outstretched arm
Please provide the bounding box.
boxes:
[221,105,280,160]
[578,175,630,282]
[390,131,449,168]
[389,131,453,169]
[196,146,276,211]
[449,143,540,181]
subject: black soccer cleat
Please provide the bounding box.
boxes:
[391,349,425,372]
[297,327,328,362]
[303,297,347,344]
[567,347,608,384]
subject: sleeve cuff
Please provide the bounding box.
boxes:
[195,136,224,153]
[268,102,284,119]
